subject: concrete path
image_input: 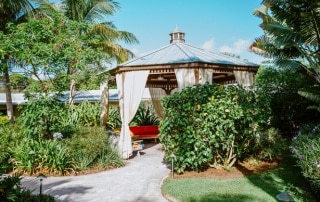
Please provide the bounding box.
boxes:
[21,143,171,202]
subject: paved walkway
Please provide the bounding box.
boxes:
[21,143,171,202]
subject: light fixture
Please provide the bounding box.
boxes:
[157,75,165,80]
[36,173,47,195]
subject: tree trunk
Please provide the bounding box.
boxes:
[69,79,75,105]
[4,66,14,123]
[100,81,109,127]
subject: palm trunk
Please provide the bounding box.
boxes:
[4,66,14,123]
[100,81,109,127]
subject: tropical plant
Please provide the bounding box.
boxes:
[65,126,123,172]
[67,100,101,127]
[0,0,52,123]
[251,0,320,81]
[254,66,320,136]
[12,138,71,175]
[59,0,138,63]
[0,173,55,202]
[107,107,121,129]
[0,124,23,173]
[0,12,107,94]
[17,95,68,140]
[291,123,320,199]
[131,105,159,126]
[251,0,320,110]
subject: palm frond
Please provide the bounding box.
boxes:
[98,41,134,63]
[298,88,320,103]
[85,0,119,24]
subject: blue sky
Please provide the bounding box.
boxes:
[111,0,265,64]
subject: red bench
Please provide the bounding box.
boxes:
[129,125,159,142]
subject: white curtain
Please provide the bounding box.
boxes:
[149,88,166,118]
[116,70,149,159]
[174,68,196,91]
[199,69,214,84]
[233,71,255,86]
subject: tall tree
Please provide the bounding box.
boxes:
[59,0,138,63]
[250,0,320,82]
[58,0,138,123]
[0,0,49,123]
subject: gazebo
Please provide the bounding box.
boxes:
[108,26,259,159]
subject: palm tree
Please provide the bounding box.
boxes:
[0,0,50,123]
[250,0,320,113]
[250,0,320,82]
[59,0,138,63]
[57,0,138,124]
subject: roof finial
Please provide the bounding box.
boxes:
[169,25,185,44]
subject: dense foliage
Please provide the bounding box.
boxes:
[131,105,159,126]
[1,96,123,175]
[291,124,320,199]
[255,66,320,136]
[0,173,55,202]
[159,83,272,173]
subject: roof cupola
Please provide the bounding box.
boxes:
[169,25,185,44]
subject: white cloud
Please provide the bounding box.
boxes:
[219,39,250,54]
[201,38,215,51]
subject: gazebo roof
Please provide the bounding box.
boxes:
[118,42,257,68]
[109,27,259,92]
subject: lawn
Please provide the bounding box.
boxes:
[162,159,317,202]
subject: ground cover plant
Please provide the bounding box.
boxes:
[162,158,316,202]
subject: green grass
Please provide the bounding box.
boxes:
[162,159,317,202]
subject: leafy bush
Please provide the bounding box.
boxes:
[0,115,8,126]
[131,105,159,126]
[0,173,55,202]
[65,127,123,172]
[12,138,71,175]
[291,124,320,199]
[6,126,122,175]
[255,66,320,136]
[0,124,23,173]
[17,95,68,140]
[67,100,100,127]
[159,83,271,173]
[107,108,122,130]
[251,128,288,161]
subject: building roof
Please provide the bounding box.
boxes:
[0,89,152,105]
[117,42,258,68]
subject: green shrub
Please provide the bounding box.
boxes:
[160,83,271,173]
[65,126,123,172]
[0,173,32,202]
[12,138,71,175]
[17,95,68,140]
[0,173,55,202]
[107,108,121,129]
[0,124,23,173]
[291,124,320,199]
[255,66,320,136]
[251,127,288,161]
[131,105,159,126]
[67,100,100,127]
[0,115,8,126]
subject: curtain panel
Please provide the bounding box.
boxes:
[116,70,149,159]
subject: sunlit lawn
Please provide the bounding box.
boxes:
[162,159,317,202]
